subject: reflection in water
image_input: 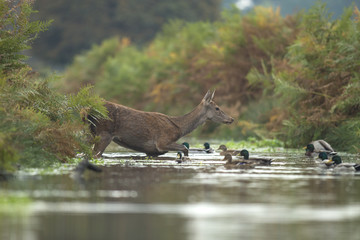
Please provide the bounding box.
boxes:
[1,151,360,239]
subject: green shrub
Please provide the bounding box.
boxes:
[272,3,360,151]
[0,1,108,169]
[0,0,51,73]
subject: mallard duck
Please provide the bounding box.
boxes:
[316,154,360,173]
[176,151,184,163]
[182,142,214,154]
[203,142,214,153]
[217,144,242,156]
[74,156,102,174]
[223,154,255,169]
[329,156,360,174]
[316,152,334,166]
[182,142,212,154]
[239,149,272,165]
[71,156,102,181]
[304,140,337,157]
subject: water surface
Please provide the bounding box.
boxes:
[1,146,360,240]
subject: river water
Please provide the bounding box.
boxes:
[1,144,360,240]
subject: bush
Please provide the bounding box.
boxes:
[62,6,298,118]
[0,0,51,73]
[0,0,108,169]
[272,3,360,151]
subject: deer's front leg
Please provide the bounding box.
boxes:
[93,132,113,158]
[157,142,189,156]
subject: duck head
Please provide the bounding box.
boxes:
[331,155,342,165]
[204,142,210,150]
[217,145,227,151]
[240,149,249,160]
[318,152,328,161]
[182,142,190,149]
[305,144,315,156]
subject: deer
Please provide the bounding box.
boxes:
[88,90,234,158]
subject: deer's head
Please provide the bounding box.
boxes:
[202,90,234,124]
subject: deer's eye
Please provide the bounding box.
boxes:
[215,107,219,111]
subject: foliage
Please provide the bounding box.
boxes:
[219,137,284,153]
[251,0,355,19]
[271,3,360,151]
[0,1,108,170]
[0,133,18,172]
[31,0,221,65]
[61,2,360,153]
[1,69,108,167]
[0,195,31,216]
[63,37,155,108]
[62,5,299,144]
[0,0,51,73]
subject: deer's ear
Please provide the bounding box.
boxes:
[203,90,212,103]
[211,90,215,101]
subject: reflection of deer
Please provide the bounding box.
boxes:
[89,90,234,157]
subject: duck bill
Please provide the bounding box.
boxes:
[323,159,333,166]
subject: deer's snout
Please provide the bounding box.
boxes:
[225,117,234,124]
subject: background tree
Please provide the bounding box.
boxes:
[31,0,221,65]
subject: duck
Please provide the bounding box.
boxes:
[316,152,335,166]
[175,151,184,163]
[217,144,242,156]
[316,154,360,173]
[223,154,255,169]
[74,156,102,174]
[71,156,102,182]
[182,142,214,154]
[304,140,337,157]
[239,149,272,165]
[329,156,360,174]
[203,142,214,153]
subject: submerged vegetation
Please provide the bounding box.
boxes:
[0,0,108,170]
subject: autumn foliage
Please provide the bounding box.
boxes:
[63,3,360,152]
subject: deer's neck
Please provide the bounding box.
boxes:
[171,104,208,137]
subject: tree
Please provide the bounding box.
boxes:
[31,0,221,65]
[0,0,51,73]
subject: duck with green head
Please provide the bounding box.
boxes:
[305,140,337,157]
[182,142,214,154]
[317,153,360,173]
[328,155,360,174]
[203,142,214,153]
[317,152,334,166]
[217,144,241,156]
[239,149,272,165]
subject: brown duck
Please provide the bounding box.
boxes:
[217,145,242,156]
[239,149,272,166]
[223,154,255,169]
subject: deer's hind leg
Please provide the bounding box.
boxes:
[93,132,113,158]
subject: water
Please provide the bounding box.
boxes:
[1,146,360,240]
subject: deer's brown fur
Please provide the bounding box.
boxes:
[89,90,234,157]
